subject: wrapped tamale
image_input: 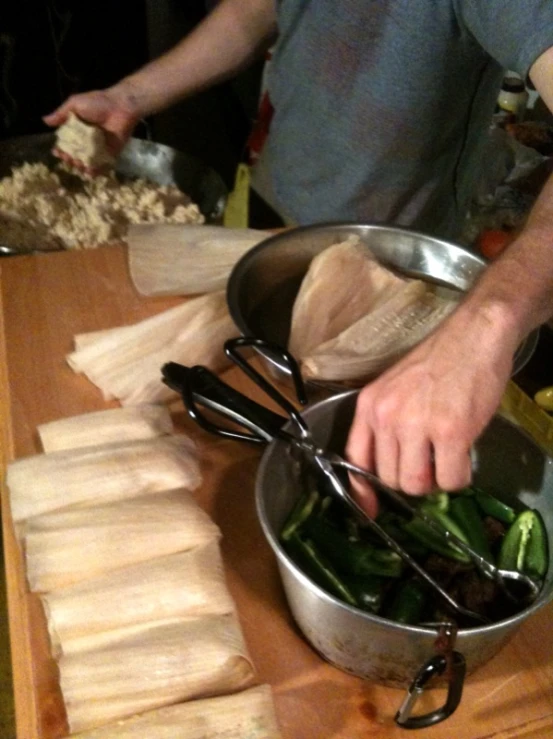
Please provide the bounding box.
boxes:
[66,684,282,738]
[43,543,235,656]
[59,615,256,733]
[7,435,201,522]
[21,489,220,592]
[38,404,174,453]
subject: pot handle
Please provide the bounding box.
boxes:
[394,651,466,729]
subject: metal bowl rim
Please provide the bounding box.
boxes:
[227,220,537,377]
[227,220,483,334]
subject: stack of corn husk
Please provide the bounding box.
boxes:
[289,237,461,384]
[66,290,237,406]
[7,405,281,737]
[63,226,270,407]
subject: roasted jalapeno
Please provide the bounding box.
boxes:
[340,574,388,614]
[280,488,321,542]
[402,504,471,563]
[384,578,428,625]
[449,494,494,563]
[470,487,516,525]
[498,509,548,579]
[282,533,358,606]
[303,516,404,578]
[376,511,430,558]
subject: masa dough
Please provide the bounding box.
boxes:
[0,162,204,250]
[55,113,116,171]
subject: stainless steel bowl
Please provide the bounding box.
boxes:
[256,391,553,721]
[227,222,537,382]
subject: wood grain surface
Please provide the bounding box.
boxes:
[1,245,553,739]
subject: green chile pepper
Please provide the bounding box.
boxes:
[423,491,450,512]
[282,533,358,606]
[449,494,494,563]
[340,574,388,614]
[470,487,516,525]
[498,509,548,579]
[384,579,428,625]
[402,505,471,563]
[376,511,430,558]
[280,488,321,542]
[303,516,404,578]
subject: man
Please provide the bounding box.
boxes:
[44,0,553,512]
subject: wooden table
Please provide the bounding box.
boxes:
[1,246,553,739]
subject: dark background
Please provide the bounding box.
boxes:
[0,0,263,188]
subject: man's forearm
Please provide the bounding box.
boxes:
[110,0,277,118]
[459,175,553,351]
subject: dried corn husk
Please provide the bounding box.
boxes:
[43,543,234,656]
[7,436,201,522]
[302,283,459,383]
[68,684,282,738]
[72,330,110,350]
[127,224,269,296]
[289,237,407,359]
[66,290,236,405]
[21,489,220,592]
[38,404,173,453]
[60,614,255,733]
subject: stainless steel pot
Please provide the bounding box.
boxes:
[255,390,553,723]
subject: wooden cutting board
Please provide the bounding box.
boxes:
[1,245,553,739]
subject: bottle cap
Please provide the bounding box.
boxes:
[501,77,526,93]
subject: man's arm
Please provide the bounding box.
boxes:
[106,0,277,118]
[346,46,553,512]
[44,0,277,153]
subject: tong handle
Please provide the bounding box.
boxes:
[162,362,288,444]
[225,337,310,437]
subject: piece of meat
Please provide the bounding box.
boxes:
[423,553,472,590]
[456,571,499,616]
[483,516,507,548]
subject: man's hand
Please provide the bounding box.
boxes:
[345,303,518,516]
[43,87,141,160]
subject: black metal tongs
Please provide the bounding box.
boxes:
[162,337,541,625]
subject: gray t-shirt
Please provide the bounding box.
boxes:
[259,0,553,239]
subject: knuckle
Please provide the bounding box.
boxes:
[400,463,433,495]
[435,449,472,491]
[377,468,399,491]
[433,417,463,445]
[436,467,471,492]
[372,396,399,429]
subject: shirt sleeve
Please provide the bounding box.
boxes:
[455,0,553,77]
